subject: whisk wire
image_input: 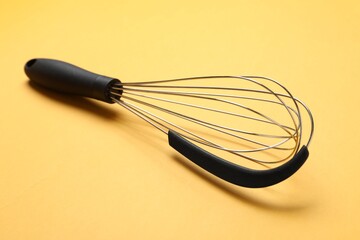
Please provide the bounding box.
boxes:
[110,75,312,164]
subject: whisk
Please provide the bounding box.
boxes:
[24,58,314,188]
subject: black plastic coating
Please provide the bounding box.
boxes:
[168,130,309,188]
[24,58,121,103]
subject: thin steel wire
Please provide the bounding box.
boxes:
[110,75,314,165]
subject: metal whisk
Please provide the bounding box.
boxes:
[25,58,314,188]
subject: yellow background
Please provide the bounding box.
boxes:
[1,0,359,239]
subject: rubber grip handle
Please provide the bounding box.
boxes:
[24,58,121,103]
[168,130,309,188]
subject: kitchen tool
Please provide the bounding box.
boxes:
[25,58,314,188]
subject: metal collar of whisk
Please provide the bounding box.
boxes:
[25,58,314,188]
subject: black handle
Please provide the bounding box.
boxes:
[24,58,121,103]
[169,130,309,188]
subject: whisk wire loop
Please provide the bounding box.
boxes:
[111,75,313,166]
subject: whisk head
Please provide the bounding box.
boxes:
[110,76,314,169]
